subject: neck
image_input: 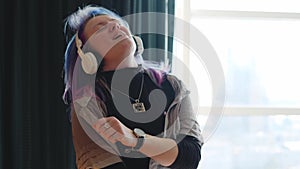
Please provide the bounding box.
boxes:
[102,55,139,71]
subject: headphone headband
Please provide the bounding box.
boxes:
[75,33,85,58]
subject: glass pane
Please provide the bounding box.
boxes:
[191,0,300,13]
[198,115,300,169]
[189,18,300,107]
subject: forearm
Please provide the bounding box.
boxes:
[138,134,178,167]
[92,117,179,166]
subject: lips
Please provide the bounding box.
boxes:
[113,34,123,40]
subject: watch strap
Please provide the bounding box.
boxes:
[133,137,144,151]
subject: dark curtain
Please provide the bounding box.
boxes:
[0,0,174,169]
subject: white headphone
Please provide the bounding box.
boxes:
[75,33,99,74]
[75,33,144,74]
[132,35,144,56]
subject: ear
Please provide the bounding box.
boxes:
[132,35,144,56]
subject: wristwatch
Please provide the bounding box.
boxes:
[133,128,146,151]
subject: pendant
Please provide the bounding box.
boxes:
[132,100,146,113]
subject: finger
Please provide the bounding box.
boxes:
[95,117,109,126]
[102,128,121,143]
[107,132,121,144]
[103,123,111,129]
[105,126,127,144]
[93,117,110,131]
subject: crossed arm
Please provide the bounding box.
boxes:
[93,116,178,167]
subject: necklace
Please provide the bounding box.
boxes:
[111,73,146,113]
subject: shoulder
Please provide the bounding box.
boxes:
[165,74,190,96]
[143,67,166,86]
[143,67,178,85]
[143,67,190,95]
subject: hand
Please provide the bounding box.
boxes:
[93,116,137,147]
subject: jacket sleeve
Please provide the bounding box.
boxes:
[168,134,202,169]
[167,74,204,145]
[149,75,204,169]
[178,94,204,146]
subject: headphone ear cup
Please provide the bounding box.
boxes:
[75,33,98,74]
[80,52,98,74]
[132,36,144,56]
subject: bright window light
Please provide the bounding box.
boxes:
[191,0,300,13]
[173,1,300,169]
[191,18,300,107]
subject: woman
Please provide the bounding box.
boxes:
[63,5,203,169]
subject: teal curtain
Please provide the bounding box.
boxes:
[0,0,175,169]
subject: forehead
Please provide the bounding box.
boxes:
[83,15,120,38]
[85,15,119,30]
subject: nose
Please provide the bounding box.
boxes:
[108,21,120,32]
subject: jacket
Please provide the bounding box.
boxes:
[72,69,204,169]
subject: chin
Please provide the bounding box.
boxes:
[116,38,135,53]
[106,39,135,59]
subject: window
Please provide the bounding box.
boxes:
[173,0,300,168]
[190,0,300,13]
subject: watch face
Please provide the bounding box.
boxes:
[134,128,146,137]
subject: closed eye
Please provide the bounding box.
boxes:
[95,24,108,33]
[109,18,123,26]
[97,22,106,26]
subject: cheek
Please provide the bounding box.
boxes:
[88,36,117,56]
[94,43,110,56]
[117,38,135,51]
[105,38,136,58]
[128,38,136,52]
[120,26,132,36]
